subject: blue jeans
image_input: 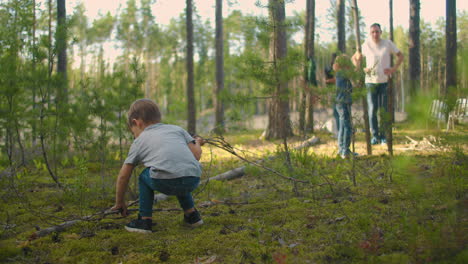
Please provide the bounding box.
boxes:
[333,104,340,135]
[335,103,352,155]
[366,83,388,140]
[138,168,200,217]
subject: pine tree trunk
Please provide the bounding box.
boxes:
[265,0,293,140]
[337,0,346,53]
[409,0,420,95]
[57,0,67,102]
[300,0,315,134]
[214,0,225,134]
[389,0,395,122]
[32,0,37,145]
[445,0,457,96]
[351,0,372,155]
[386,0,394,156]
[186,0,196,134]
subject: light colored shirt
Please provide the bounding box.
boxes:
[362,39,400,83]
[124,123,202,179]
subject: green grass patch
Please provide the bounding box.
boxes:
[1,129,467,263]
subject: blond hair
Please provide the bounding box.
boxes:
[127,99,161,127]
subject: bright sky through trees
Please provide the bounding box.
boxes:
[65,0,467,65]
[67,0,467,41]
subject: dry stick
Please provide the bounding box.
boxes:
[210,135,320,181]
[31,198,250,239]
[32,199,140,238]
[205,137,308,183]
[31,137,319,239]
[32,137,321,238]
[153,136,321,202]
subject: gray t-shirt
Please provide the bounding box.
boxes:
[124,123,202,179]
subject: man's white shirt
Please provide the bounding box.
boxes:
[362,39,400,83]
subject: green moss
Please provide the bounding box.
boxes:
[0,240,22,261]
[1,129,467,263]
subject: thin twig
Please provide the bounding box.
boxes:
[204,136,309,183]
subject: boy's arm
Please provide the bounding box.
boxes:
[351,51,362,67]
[325,77,336,84]
[188,136,204,161]
[111,163,135,216]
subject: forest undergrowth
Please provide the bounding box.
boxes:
[0,125,467,264]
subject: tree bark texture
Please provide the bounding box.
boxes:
[56,0,67,101]
[409,0,420,95]
[337,0,346,53]
[214,0,225,134]
[445,0,457,95]
[386,0,394,156]
[266,0,293,140]
[300,0,316,134]
[351,0,372,155]
[186,0,196,134]
[305,0,316,133]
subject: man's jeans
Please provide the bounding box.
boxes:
[366,83,388,140]
[335,103,352,155]
[138,168,200,217]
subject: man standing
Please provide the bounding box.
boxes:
[352,23,404,145]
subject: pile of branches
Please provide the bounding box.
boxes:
[402,135,449,152]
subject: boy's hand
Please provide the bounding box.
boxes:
[194,136,206,146]
[111,203,128,217]
[190,133,205,146]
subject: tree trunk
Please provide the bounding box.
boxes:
[300,0,315,134]
[186,0,196,134]
[337,0,346,53]
[389,0,395,122]
[47,0,53,102]
[57,0,67,102]
[214,0,225,134]
[265,0,293,140]
[409,0,420,95]
[351,0,372,155]
[445,0,457,96]
[32,0,37,145]
[386,0,394,156]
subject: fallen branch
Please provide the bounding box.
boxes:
[204,136,319,183]
[30,199,248,239]
[30,137,320,239]
[405,136,418,144]
[201,166,246,183]
[399,135,448,152]
[154,136,320,202]
[31,200,139,239]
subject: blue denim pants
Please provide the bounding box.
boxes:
[366,83,388,140]
[333,104,340,136]
[335,103,352,155]
[138,168,200,217]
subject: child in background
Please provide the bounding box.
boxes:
[325,53,339,137]
[111,99,204,233]
[333,55,358,159]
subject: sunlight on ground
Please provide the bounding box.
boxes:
[199,127,465,165]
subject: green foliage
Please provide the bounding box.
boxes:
[1,129,467,263]
[0,1,467,262]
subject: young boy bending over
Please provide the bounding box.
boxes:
[111,99,204,233]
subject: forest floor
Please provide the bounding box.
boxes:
[0,122,467,263]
